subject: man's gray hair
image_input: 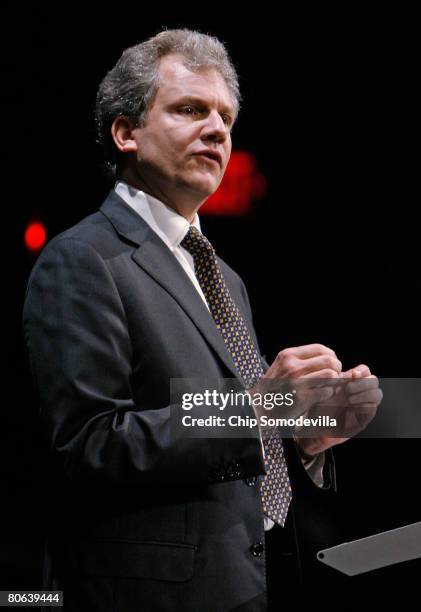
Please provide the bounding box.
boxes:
[95,28,241,181]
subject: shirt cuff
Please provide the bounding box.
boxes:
[293,436,325,488]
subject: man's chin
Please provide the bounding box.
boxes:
[185,174,221,199]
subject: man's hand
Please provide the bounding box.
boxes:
[263,343,342,380]
[295,364,383,456]
[248,346,382,457]
[249,344,341,418]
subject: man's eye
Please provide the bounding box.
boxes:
[180,106,197,115]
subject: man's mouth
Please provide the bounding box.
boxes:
[192,149,222,166]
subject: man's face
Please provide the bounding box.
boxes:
[128,54,235,206]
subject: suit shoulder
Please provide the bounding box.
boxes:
[34,200,127,276]
[24,210,121,296]
[47,209,116,254]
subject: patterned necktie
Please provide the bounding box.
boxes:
[180,225,292,527]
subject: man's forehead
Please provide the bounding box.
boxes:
[156,54,234,108]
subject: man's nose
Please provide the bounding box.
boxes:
[200,110,228,143]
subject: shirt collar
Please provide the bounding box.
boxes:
[115,180,201,250]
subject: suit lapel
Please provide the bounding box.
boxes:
[100,190,241,380]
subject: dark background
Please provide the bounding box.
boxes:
[3,6,419,593]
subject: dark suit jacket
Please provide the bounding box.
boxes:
[22,190,335,611]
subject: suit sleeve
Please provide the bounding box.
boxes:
[22,237,265,487]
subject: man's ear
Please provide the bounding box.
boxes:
[111,116,139,153]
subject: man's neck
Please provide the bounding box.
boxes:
[120,170,204,223]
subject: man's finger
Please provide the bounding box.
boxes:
[348,388,383,405]
[351,364,371,378]
[346,375,379,395]
[341,364,371,379]
[306,385,335,404]
[291,354,342,377]
[301,369,341,380]
[282,344,337,359]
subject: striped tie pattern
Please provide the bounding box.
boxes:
[181,225,292,526]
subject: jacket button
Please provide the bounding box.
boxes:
[250,542,264,557]
[226,460,243,479]
[244,476,257,486]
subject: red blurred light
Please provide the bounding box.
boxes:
[25,221,47,252]
[201,150,267,216]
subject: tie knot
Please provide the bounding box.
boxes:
[180,226,215,259]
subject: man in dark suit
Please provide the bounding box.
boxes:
[22,29,382,611]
